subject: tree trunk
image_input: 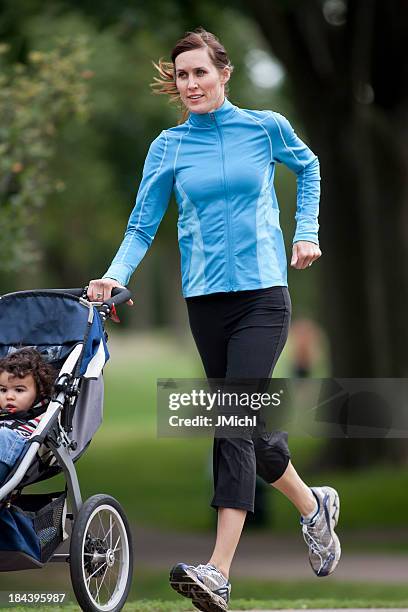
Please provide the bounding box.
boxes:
[247,0,408,467]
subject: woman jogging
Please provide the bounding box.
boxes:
[88,27,341,612]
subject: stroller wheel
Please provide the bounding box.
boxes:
[70,494,133,612]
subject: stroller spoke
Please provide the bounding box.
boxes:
[95,577,100,605]
[95,565,109,602]
[102,514,114,547]
[97,512,107,540]
[113,535,120,552]
[86,560,107,583]
[104,568,115,602]
[105,567,112,598]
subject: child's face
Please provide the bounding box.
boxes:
[0,372,37,414]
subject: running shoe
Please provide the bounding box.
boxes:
[169,562,231,611]
[301,486,341,577]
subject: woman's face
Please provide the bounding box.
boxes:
[175,47,230,114]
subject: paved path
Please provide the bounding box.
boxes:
[133,526,408,582]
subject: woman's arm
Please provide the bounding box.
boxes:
[88,130,174,301]
[105,130,174,283]
[268,112,321,268]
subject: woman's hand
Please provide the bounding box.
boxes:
[87,278,134,306]
[290,241,322,269]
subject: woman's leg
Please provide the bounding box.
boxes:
[208,286,338,578]
[208,507,247,578]
[271,460,317,515]
[271,459,341,577]
[170,294,236,607]
[208,287,292,576]
[172,288,320,608]
[186,293,250,579]
[236,289,341,576]
[227,287,316,518]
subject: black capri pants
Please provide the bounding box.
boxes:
[186,286,292,513]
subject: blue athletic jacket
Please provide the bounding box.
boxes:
[104,98,320,297]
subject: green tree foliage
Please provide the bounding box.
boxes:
[0,3,316,322]
[0,37,90,271]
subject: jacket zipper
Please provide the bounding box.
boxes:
[211,113,234,291]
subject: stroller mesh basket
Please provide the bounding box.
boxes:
[0,491,66,570]
[20,491,66,563]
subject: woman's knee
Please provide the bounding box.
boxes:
[254,434,291,483]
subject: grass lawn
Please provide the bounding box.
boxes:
[29,434,408,536]
[1,576,408,612]
[2,566,408,605]
[130,572,408,603]
[2,576,408,610]
[20,331,408,539]
[1,334,407,610]
[99,333,408,537]
[3,602,408,611]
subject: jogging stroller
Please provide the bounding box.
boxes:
[0,287,133,612]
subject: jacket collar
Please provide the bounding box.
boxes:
[187,97,237,127]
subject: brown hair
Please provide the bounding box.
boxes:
[0,348,55,400]
[151,27,234,123]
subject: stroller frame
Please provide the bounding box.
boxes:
[0,288,134,612]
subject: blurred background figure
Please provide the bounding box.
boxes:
[289,318,323,378]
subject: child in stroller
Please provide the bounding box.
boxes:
[0,287,134,612]
[0,348,55,485]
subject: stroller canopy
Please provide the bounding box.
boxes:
[0,291,108,377]
[0,290,108,470]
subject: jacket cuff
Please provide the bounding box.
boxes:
[293,232,319,245]
[102,264,131,286]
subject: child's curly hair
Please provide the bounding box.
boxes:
[0,348,55,400]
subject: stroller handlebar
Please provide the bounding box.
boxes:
[55,286,133,309]
[1,287,133,311]
[47,286,132,308]
[102,286,132,307]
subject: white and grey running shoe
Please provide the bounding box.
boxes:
[301,486,341,577]
[170,562,231,612]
